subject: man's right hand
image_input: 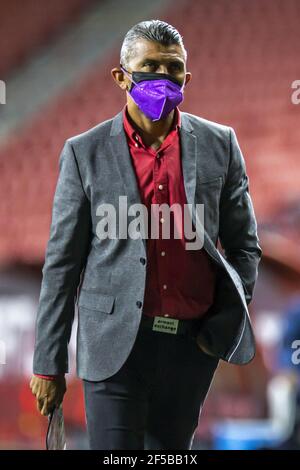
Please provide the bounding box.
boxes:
[29,375,67,416]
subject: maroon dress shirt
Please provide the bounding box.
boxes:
[122,104,218,320]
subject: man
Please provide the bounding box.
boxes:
[30,20,262,449]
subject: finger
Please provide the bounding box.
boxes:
[32,386,42,397]
[30,375,36,385]
[42,401,56,417]
[41,395,57,416]
[37,398,44,413]
[40,397,49,416]
[31,381,41,396]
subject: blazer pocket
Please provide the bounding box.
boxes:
[197,175,223,185]
[78,289,115,314]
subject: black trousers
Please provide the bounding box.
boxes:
[82,319,219,450]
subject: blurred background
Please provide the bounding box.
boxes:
[0,0,300,450]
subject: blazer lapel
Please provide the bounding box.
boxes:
[108,111,147,254]
[179,113,197,230]
[180,114,224,266]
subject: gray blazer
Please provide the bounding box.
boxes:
[32,109,263,381]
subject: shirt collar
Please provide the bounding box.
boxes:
[122,104,181,145]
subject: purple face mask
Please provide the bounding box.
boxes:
[120,64,185,122]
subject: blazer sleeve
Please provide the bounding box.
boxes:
[218,127,263,305]
[33,140,92,375]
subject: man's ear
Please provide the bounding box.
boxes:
[111,67,128,91]
[184,72,192,87]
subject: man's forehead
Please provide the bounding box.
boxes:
[131,39,185,63]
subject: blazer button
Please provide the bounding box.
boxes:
[140,257,146,265]
[136,301,142,308]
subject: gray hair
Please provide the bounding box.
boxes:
[120,20,187,69]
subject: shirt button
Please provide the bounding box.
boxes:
[134,142,139,147]
[164,314,169,317]
[160,217,164,223]
[136,301,142,308]
[140,257,146,265]
[163,284,167,290]
[161,251,166,256]
[158,184,163,190]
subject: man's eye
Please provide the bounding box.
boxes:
[171,63,181,70]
